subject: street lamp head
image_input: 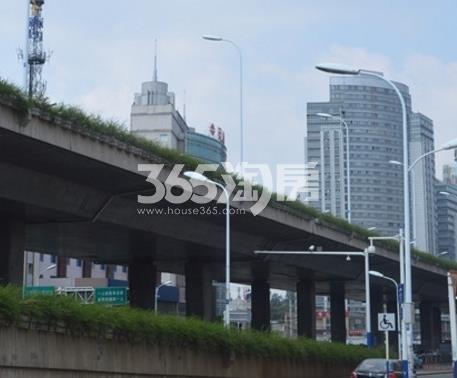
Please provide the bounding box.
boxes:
[367,245,376,254]
[438,251,448,257]
[369,270,384,278]
[316,112,334,119]
[367,227,377,231]
[441,138,457,150]
[315,63,361,75]
[202,35,223,42]
[440,191,451,196]
[389,160,403,166]
[184,171,211,183]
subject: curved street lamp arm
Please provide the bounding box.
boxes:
[409,148,443,172]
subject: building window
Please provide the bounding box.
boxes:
[40,254,44,262]
[51,255,56,263]
[76,259,82,267]
[100,264,106,270]
[159,134,168,145]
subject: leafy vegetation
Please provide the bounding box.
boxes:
[0,78,455,272]
[0,286,383,363]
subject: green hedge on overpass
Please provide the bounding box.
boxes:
[0,286,383,364]
[0,78,455,272]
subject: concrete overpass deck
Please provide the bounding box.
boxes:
[0,96,449,344]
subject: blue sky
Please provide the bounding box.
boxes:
[1,0,456,178]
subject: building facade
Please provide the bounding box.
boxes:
[131,76,187,152]
[130,63,226,165]
[443,150,457,185]
[307,74,412,236]
[436,182,457,261]
[409,113,436,253]
[306,74,437,246]
[185,126,227,164]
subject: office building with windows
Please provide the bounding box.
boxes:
[185,127,227,164]
[409,113,436,253]
[307,73,412,236]
[436,181,457,261]
[306,73,437,244]
[443,150,457,185]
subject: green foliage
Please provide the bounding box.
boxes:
[0,78,455,272]
[270,293,289,322]
[0,79,31,117]
[0,286,382,364]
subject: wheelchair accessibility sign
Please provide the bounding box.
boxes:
[378,313,396,331]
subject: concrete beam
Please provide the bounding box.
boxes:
[0,220,25,286]
[0,161,266,257]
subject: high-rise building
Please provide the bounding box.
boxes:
[307,73,411,236]
[130,53,226,164]
[130,67,187,151]
[443,150,457,185]
[436,182,457,261]
[409,113,436,253]
[306,73,437,245]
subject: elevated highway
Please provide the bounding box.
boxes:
[0,98,448,347]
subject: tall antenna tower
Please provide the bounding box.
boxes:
[19,0,49,98]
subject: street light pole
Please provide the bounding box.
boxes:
[370,270,401,360]
[255,247,375,346]
[202,35,244,165]
[447,272,457,377]
[184,171,231,327]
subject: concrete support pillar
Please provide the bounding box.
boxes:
[105,264,115,280]
[370,287,384,347]
[82,259,92,278]
[185,262,214,321]
[56,256,68,278]
[420,302,442,351]
[0,220,25,286]
[128,231,156,310]
[330,281,346,343]
[251,280,271,331]
[128,258,157,309]
[297,279,316,339]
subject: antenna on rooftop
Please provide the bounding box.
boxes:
[153,39,158,82]
[183,90,187,121]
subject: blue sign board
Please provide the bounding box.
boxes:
[157,285,179,303]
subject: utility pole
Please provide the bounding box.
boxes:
[19,0,49,98]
